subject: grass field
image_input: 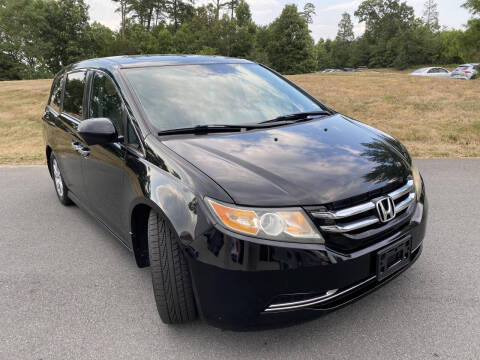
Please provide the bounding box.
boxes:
[0,73,479,165]
[291,72,480,158]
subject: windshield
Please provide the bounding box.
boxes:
[123,64,323,131]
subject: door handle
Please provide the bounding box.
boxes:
[72,142,90,158]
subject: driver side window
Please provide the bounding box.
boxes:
[89,72,123,135]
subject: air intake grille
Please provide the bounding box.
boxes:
[308,179,416,252]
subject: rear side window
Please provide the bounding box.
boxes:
[63,71,86,119]
[49,76,63,112]
[89,72,123,135]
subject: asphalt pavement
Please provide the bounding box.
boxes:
[0,159,479,360]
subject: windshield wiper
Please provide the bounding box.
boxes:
[157,112,333,136]
[260,110,332,124]
[158,124,263,136]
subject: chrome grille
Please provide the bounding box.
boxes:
[311,179,415,236]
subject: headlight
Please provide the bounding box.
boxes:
[411,162,423,200]
[205,198,324,243]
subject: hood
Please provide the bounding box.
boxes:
[163,115,411,207]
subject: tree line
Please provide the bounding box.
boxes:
[0,0,479,80]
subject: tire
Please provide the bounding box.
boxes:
[147,210,197,324]
[50,154,73,206]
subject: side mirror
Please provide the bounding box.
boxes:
[78,118,118,146]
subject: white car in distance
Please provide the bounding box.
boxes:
[451,63,479,80]
[410,67,451,78]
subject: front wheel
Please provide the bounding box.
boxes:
[147,211,197,324]
[50,154,72,206]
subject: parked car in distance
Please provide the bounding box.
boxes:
[344,68,360,72]
[43,55,427,330]
[410,67,451,78]
[451,63,479,80]
[321,69,343,73]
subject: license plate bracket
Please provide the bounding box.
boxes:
[376,236,412,281]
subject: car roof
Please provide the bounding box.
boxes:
[414,67,448,71]
[63,55,254,74]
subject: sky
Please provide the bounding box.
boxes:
[85,0,472,41]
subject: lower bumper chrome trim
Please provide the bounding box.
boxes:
[264,275,377,313]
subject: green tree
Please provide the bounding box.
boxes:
[461,19,480,61]
[0,0,92,76]
[211,0,228,20]
[165,0,194,30]
[227,0,239,19]
[112,0,129,39]
[0,0,50,77]
[230,1,255,58]
[235,0,251,26]
[331,13,355,67]
[423,0,439,32]
[337,12,354,42]
[437,30,465,63]
[267,4,316,74]
[349,37,371,67]
[2,0,480,80]
[314,39,333,70]
[462,0,480,61]
[85,22,116,58]
[42,0,92,73]
[355,0,416,67]
[390,22,439,69]
[127,0,162,29]
[0,52,23,80]
[301,3,316,24]
[251,25,271,65]
[463,0,480,15]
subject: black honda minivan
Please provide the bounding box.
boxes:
[42,55,427,329]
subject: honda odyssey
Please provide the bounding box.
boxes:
[42,55,427,329]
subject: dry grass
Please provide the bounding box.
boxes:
[0,79,51,165]
[289,73,480,158]
[0,74,478,165]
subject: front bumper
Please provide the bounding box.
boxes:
[185,196,428,330]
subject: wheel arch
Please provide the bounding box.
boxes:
[130,198,189,269]
[46,146,53,177]
[130,202,152,268]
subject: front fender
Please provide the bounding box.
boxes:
[125,135,232,245]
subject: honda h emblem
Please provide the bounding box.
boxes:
[376,196,396,223]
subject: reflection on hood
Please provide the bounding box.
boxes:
[163,115,411,207]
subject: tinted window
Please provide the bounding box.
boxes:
[90,72,123,134]
[63,72,86,118]
[438,68,448,73]
[49,76,63,112]
[123,64,322,131]
[127,121,141,149]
